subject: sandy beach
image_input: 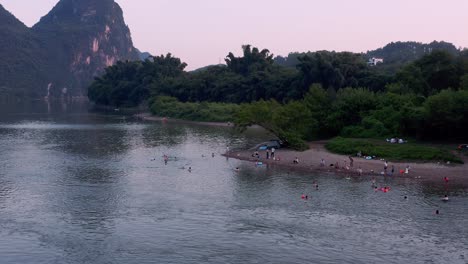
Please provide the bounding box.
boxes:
[135,112,467,185]
[225,141,468,185]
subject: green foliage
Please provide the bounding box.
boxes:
[225,45,274,75]
[331,88,377,126]
[423,90,468,139]
[296,51,370,91]
[88,54,186,107]
[326,137,462,163]
[234,99,315,150]
[86,44,468,146]
[460,74,468,90]
[150,96,240,122]
[396,50,465,96]
[341,117,390,138]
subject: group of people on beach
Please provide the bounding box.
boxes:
[252,148,277,160]
[250,147,419,179]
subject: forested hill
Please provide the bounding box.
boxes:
[0,0,140,98]
[0,4,48,97]
[274,41,460,73]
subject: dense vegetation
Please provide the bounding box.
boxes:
[0,4,49,97]
[88,43,468,151]
[150,96,240,122]
[325,137,462,164]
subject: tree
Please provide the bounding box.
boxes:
[424,90,468,139]
[460,74,468,90]
[225,45,274,75]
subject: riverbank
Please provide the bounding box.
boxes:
[135,113,234,127]
[225,141,468,184]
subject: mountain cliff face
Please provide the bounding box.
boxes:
[0,0,139,98]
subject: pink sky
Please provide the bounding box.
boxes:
[1,0,468,70]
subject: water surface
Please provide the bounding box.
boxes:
[0,101,467,264]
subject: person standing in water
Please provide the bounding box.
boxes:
[391,165,395,176]
[266,149,270,160]
[384,160,388,175]
[349,156,354,167]
[271,148,275,160]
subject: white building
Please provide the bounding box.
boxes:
[368,57,384,66]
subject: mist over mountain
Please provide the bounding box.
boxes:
[0,0,140,98]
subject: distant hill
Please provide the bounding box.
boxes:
[191,64,226,72]
[136,49,152,61]
[0,0,140,98]
[274,41,462,73]
[364,41,460,73]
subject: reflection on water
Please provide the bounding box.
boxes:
[0,101,467,264]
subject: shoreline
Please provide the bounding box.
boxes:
[135,113,234,127]
[134,112,467,185]
[224,142,468,185]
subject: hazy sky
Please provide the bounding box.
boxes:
[1,0,468,70]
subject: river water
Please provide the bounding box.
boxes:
[0,101,467,264]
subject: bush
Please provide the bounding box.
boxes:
[341,117,391,138]
[326,137,463,163]
[150,96,240,122]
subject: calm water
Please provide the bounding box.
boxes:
[0,101,467,264]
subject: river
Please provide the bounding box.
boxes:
[0,101,467,264]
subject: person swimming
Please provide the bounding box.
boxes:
[404,195,408,199]
[442,195,449,202]
[435,210,440,215]
[235,167,240,172]
[188,167,192,172]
